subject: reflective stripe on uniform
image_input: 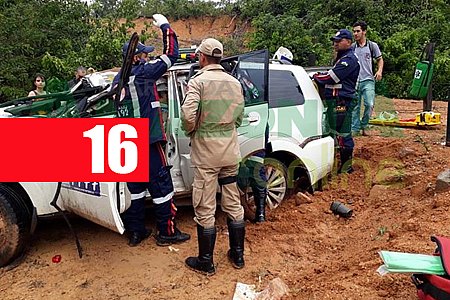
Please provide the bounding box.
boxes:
[130,191,147,200]
[329,70,340,83]
[128,76,141,118]
[325,84,343,89]
[160,54,172,68]
[151,101,161,108]
[248,156,264,164]
[152,191,174,204]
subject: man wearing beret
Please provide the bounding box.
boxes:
[313,29,360,174]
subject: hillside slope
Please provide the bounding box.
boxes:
[129,15,251,52]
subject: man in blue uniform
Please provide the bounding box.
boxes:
[313,29,360,174]
[114,14,190,247]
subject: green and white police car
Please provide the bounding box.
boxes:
[0,50,334,268]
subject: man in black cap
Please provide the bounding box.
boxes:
[113,13,190,247]
[313,29,360,174]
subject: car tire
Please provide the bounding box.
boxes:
[240,158,289,221]
[0,186,31,268]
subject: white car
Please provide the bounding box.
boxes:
[0,50,334,268]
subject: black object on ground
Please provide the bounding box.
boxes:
[330,201,353,218]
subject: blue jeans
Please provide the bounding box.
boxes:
[352,79,375,131]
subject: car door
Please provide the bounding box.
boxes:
[165,71,189,192]
[175,50,269,189]
[58,182,130,233]
[171,66,196,190]
[226,49,269,158]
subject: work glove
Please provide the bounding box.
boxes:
[153,14,169,28]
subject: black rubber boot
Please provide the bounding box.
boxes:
[338,148,354,174]
[227,218,245,269]
[185,225,216,275]
[253,186,266,223]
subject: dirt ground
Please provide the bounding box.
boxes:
[1,97,450,299]
[124,15,251,53]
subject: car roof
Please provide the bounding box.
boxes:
[98,56,312,74]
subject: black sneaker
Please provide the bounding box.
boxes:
[156,228,190,246]
[128,230,151,247]
[254,215,266,223]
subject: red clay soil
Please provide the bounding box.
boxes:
[1,98,450,299]
[124,15,251,53]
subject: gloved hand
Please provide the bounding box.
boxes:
[152,14,169,28]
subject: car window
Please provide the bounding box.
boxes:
[235,51,268,107]
[221,50,268,107]
[176,71,191,118]
[236,67,265,106]
[269,70,305,108]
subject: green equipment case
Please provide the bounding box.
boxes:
[410,60,434,99]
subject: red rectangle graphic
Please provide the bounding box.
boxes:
[0,118,149,182]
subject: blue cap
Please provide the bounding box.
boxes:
[122,42,155,57]
[330,29,353,41]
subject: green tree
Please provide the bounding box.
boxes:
[0,0,93,100]
[248,14,315,66]
[2,0,450,101]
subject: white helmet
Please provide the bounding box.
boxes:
[86,73,107,88]
[273,46,293,63]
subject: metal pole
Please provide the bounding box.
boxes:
[424,43,435,111]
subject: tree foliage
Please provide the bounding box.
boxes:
[245,0,450,99]
[0,0,94,99]
[248,14,316,66]
[1,0,450,101]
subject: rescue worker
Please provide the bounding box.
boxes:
[235,69,269,223]
[113,14,190,247]
[181,38,245,275]
[273,46,293,64]
[241,125,269,223]
[313,29,360,174]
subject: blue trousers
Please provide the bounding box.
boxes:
[122,142,177,236]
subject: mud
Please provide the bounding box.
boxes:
[1,97,450,299]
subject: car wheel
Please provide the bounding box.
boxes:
[0,186,31,268]
[240,158,288,220]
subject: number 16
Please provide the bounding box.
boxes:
[83,124,138,174]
